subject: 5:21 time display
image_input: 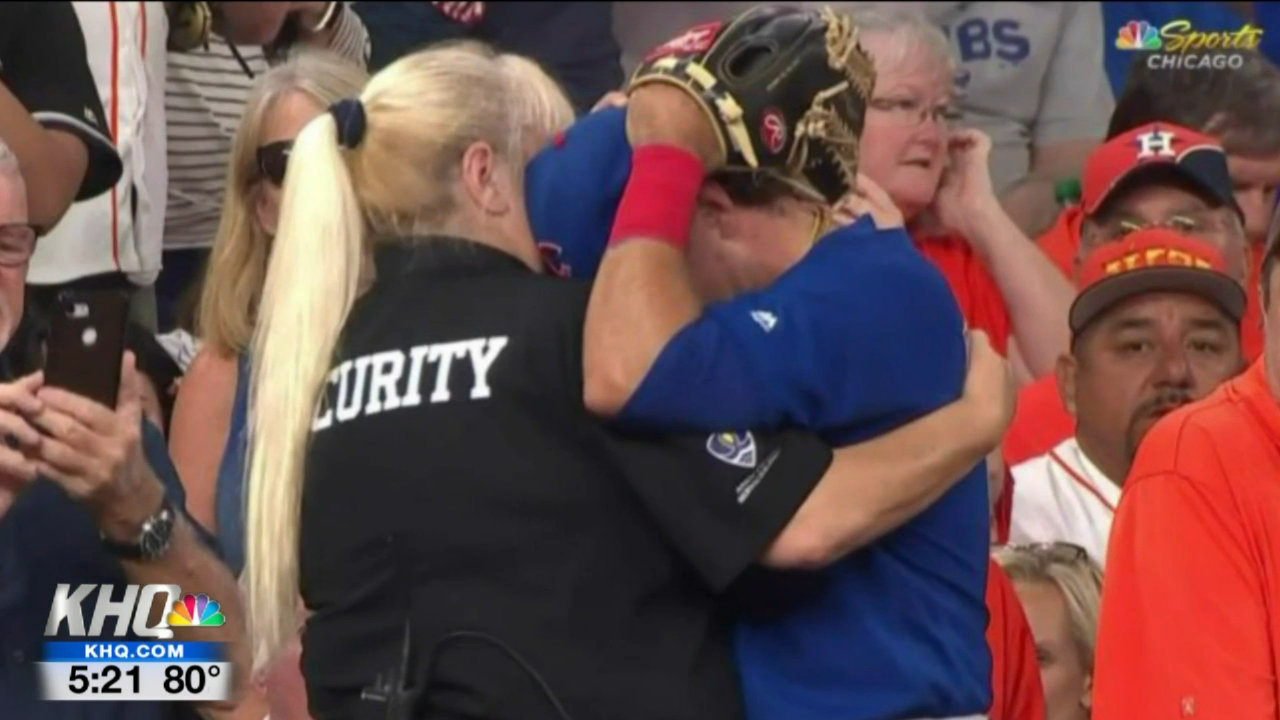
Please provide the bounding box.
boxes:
[68,664,140,694]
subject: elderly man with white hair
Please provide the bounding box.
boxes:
[0,143,251,720]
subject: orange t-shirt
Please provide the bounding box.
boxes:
[1004,375,1074,467]
[915,234,1013,356]
[1243,243,1265,362]
[986,559,1047,720]
[1035,205,1083,279]
[1094,359,1280,720]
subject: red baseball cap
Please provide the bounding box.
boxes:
[1082,122,1238,217]
[1069,228,1247,336]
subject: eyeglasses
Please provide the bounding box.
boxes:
[867,95,960,128]
[256,140,293,187]
[1092,211,1231,244]
[0,223,37,267]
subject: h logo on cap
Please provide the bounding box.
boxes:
[1135,129,1177,159]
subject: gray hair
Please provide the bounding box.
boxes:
[1111,50,1280,157]
[847,4,955,80]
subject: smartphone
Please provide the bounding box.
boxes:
[44,289,130,408]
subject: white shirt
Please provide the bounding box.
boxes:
[29,2,169,286]
[1009,436,1120,567]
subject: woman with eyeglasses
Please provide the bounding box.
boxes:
[995,542,1103,720]
[835,7,1074,385]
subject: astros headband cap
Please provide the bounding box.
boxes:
[1069,228,1246,336]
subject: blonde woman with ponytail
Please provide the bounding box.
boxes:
[244,40,1002,720]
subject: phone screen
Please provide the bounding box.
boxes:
[43,290,129,408]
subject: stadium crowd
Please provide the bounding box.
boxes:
[1,2,1279,720]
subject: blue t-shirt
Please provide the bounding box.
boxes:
[526,110,991,720]
[0,416,215,720]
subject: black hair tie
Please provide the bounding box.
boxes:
[330,97,367,149]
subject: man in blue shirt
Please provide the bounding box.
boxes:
[0,22,249,716]
[527,64,996,720]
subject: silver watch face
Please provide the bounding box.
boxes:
[138,507,175,559]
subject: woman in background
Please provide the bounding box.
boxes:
[995,542,1104,720]
[170,49,369,577]
[171,46,573,580]
[167,49,368,720]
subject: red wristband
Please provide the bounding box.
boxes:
[608,145,705,250]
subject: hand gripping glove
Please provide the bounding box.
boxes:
[628,5,876,204]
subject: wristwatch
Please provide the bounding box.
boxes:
[101,499,177,562]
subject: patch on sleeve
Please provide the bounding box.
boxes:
[706,431,758,469]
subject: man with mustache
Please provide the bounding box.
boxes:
[996,122,1251,543]
[1008,229,1247,565]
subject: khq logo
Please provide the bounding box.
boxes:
[45,584,184,640]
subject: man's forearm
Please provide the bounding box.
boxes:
[772,398,994,567]
[583,243,701,415]
[123,518,252,720]
[0,83,87,228]
[969,205,1073,376]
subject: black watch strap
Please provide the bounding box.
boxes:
[101,498,177,561]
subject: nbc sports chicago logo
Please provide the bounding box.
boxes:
[1116,19,1263,71]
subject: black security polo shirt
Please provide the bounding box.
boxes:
[0,2,122,201]
[299,238,833,720]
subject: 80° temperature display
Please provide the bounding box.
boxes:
[39,661,234,701]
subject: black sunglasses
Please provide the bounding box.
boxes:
[1007,541,1091,564]
[256,140,293,187]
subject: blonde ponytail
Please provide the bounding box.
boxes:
[242,41,532,674]
[244,110,366,673]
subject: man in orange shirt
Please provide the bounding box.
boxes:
[1093,207,1280,720]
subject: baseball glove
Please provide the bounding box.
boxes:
[628,5,876,205]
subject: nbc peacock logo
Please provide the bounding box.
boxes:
[167,593,227,628]
[1116,21,1162,51]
